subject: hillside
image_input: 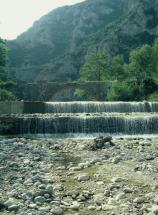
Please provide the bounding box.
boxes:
[7,0,158,82]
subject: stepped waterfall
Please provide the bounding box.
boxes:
[45,102,158,113]
[1,101,158,136]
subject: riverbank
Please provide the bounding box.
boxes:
[0,136,158,215]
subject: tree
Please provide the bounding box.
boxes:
[127,44,156,82]
[0,38,8,81]
[80,50,110,81]
[79,50,111,100]
[110,55,125,81]
[107,81,132,101]
[0,38,16,101]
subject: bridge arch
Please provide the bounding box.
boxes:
[18,81,111,101]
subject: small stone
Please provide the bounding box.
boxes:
[50,206,63,215]
[115,192,126,200]
[46,185,54,195]
[150,205,158,215]
[111,177,125,183]
[102,204,116,211]
[133,197,145,204]
[69,203,80,210]
[94,193,104,205]
[34,196,46,204]
[77,173,90,182]
[4,198,15,207]
[112,156,122,164]
[96,181,104,186]
[104,190,110,197]
[8,205,19,212]
[88,205,95,210]
[123,187,133,193]
[145,155,155,161]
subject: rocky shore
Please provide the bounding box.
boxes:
[0,136,158,215]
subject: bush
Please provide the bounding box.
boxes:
[107,82,132,101]
[148,92,158,102]
[0,89,16,101]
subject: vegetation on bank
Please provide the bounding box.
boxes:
[0,38,16,101]
[79,39,158,101]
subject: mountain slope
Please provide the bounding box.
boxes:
[8,0,158,82]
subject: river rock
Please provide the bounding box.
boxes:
[69,202,80,210]
[77,174,90,181]
[150,205,158,214]
[50,206,63,215]
[123,187,133,193]
[8,204,19,212]
[133,197,145,204]
[111,177,125,183]
[34,196,46,204]
[94,193,104,205]
[90,136,114,150]
[112,156,122,164]
[88,205,95,210]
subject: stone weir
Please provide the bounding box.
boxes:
[1,113,158,135]
[1,101,158,114]
[45,101,158,113]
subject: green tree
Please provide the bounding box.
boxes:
[79,50,111,100]
[0,38,8,81]
[110,55,125,81]
[0,38,16,101]
[80,50,110,81]
[127,44,156,82]
[107,81,133,101]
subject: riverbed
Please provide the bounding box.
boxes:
[0,136,158,215]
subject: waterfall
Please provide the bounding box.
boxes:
[1,101,158,135]
[45,102,158,113]
[1,113,158,135]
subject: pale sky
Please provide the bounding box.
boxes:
[0,0,85,40]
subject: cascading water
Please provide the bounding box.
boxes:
[1,112,158,135]
[1,102,158,136]
[45,101,158,113]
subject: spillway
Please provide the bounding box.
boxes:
[1,113,158,135]
[1,101,158,114]
[45,102,158,113]
[1,101,158,136]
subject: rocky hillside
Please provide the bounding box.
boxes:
[7,0,158,82]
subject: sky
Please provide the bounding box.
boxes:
[0,0,85,40]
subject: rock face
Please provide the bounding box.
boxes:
[7,0,158,82]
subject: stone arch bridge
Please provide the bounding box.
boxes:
[17,81,111,101]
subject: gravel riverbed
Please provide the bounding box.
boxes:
[0,136,158,215]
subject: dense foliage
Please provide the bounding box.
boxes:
[80,39,158,101]
[0,38,16,101]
